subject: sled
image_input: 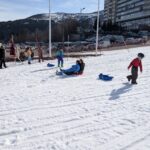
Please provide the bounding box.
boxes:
[47,63,55,67]
[99,73,113,81]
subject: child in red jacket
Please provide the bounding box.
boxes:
[127,53,144,84]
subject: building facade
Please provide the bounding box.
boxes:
[104,0,116,23]
[104,0,150,29]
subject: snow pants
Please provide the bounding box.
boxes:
[127,66,138,84]
[28,56,32,64]
[0,59,6,68]
[58,57,63,67]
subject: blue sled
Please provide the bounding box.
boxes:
[99,73,113,81]
[47,63,55,67]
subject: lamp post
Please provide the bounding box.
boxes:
[80,8,85,14]
[96,0,100,56]
[62,14,65,47]
[80,8,85,42]
[49,0,52,58]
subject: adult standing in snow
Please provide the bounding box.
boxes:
[38,44,43,63]
[9,35,16,56]
[56,47,64,68]
[0,43,7,69]
[127,53,144,84]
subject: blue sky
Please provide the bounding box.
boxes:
[0,0,104,21]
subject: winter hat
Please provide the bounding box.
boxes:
[138,53,144,59]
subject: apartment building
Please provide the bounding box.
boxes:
[104,0,116,22]
[104,0,150,29]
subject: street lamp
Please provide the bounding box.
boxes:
[96,0,100,56]
[80,7,85,14]
[49,0,52,58]
[80,8,85,45]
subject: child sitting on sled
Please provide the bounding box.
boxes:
[60,60,80,75]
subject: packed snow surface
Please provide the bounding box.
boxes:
[0,46,150,150]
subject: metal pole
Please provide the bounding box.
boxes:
[80,8,85,41]
[67,34,69,61]
[62,14,65,47]
[96,0,100,56]
[80,8,85,52]
[49,0,52,58]
[80,8,85,15]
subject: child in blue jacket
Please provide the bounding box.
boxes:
[60,60,80,75]
[56,48,64,68]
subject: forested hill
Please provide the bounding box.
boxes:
[0,11,104,42]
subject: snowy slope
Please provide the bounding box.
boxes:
[0,46,150,150]
[29,11,104,22]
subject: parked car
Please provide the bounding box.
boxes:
[87,43,96,50]
[99,40,111,48]
[125,37,141,44]
[138,31,149,40]
[125,38,136,44]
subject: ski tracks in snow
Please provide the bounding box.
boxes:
[0,47,150,150]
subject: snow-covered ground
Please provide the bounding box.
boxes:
[0,46,150,150]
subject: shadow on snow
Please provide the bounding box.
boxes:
[109,83,132,100]
[31,67,56,73]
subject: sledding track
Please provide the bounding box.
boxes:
[0,47,150,150]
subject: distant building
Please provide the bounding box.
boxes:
[104,0,116,23]
[104,0,150,29]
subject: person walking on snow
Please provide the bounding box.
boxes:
[0,43,7,69]
[25,47,32,64]
[127,53,144,84]
[56,47,64,68]
[38,44,43,63]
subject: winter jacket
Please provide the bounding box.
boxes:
[78,62,85,74]
[63,64,80,73]
[128,58,143,72]
[27,49,32,57]
[10,44,15,55]
[0,46,5,59]
[56,50,64,59]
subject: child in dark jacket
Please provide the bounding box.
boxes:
[78,59,85,74]
[0,43,7,69]
[127,53,144,84]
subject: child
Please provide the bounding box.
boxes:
[26,47,32,64]
[0,43,7,69]
[78,59,85,74]
[56,48,64,68]
[60,60,80,75]
[127,53,144,84]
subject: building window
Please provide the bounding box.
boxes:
[109,8,112,14]
[140,6,143,11]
